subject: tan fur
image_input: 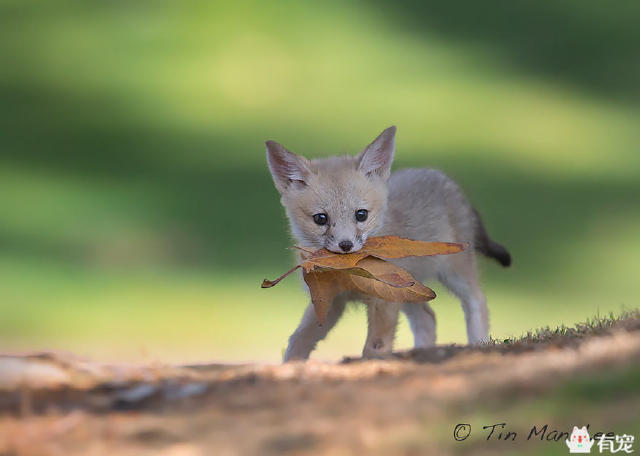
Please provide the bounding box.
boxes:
[266,127,494,361]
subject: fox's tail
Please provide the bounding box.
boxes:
[472,208,511,267]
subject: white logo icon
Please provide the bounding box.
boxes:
[567,426,595,453]
[566,426,634,454]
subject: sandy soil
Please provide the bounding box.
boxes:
[1,314,639,456]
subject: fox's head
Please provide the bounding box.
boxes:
[266,126,396,254]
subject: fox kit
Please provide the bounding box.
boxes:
[266,126,511,361]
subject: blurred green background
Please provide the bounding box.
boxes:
[1,0,639,363]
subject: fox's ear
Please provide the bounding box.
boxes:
[265,140,312,193]
[357,126,396,180]
[573,427,579,432]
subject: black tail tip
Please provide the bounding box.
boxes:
[490,242,512,267]
[491,246,511,268]
[496,251,512,267]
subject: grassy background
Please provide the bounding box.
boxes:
[1,0,639,363]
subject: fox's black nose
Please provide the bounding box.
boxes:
[338,241,353,252]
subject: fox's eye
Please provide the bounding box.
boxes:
[355,209,368,222]
[313,213,328,225]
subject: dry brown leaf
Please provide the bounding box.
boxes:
[303,267,436,325]
[302,269,344,325]
[261,257,412,290]
[348,256,415,288]
[262,235,466,324]
[299,236,465,272]
[361,235,467,259]
[300,249,368,272]
[261,265,301,288]
[349,274,435,304]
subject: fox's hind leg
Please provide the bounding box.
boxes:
[402,302,436,348]
[438,253,489,345]
[283,298,346,362]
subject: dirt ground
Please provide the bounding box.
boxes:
[1,313,639,456]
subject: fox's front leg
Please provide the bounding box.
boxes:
[439,256,489,345]
[362,298,402,359]
[402,302,437,348]
[283,298,346,362]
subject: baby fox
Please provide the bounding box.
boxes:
[266,126,511,361]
